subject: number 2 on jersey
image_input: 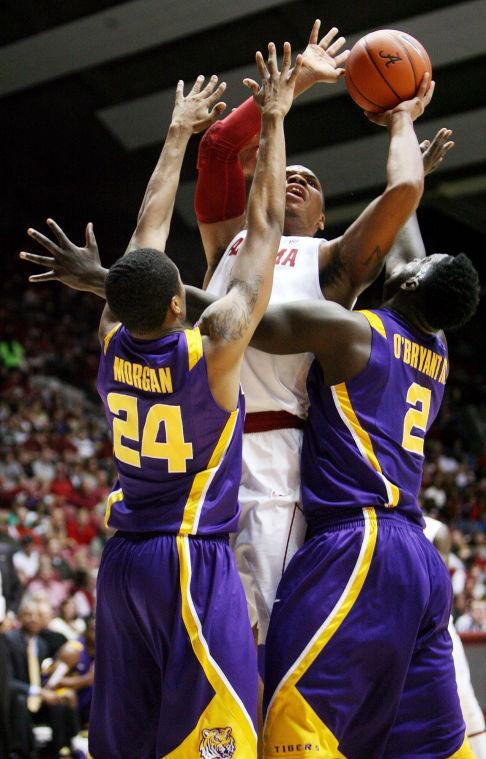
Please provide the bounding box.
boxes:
[107,392,193,472]
[401,382,431,456]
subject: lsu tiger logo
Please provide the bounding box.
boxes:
[199,727,236,758]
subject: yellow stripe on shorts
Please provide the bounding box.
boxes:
[164,535,256,757]
[263,507,378,759]
[447,735,475,759]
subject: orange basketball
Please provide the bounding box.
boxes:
[345,30,432,113]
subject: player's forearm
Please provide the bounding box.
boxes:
[385,213,426,276]
[386,112,424,200]
[131,123,192,249]
[232,113,286,278]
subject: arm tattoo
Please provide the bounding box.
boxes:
[361,245,383,268]
[204,276,262,342]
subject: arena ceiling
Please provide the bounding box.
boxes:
[1,0,486,286]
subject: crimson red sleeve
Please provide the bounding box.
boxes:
[195,97,262,224]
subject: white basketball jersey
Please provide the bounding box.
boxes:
[206,230,325,417]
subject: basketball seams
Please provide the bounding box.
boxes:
[363,36,401,102]
[395,36,417,91]
[345,65,385,112]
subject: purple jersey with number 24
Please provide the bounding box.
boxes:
[96,323,244,535]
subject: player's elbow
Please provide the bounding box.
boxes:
[198,121,236,166]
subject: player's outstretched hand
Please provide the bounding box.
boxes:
[20,219,104,292]
[171,75,227,134]
[365,72,435,126]
[300,19,349,85]
[243,42,302,118]
[421,128,454,175]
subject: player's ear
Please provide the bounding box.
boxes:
[401,276,419,292]
[316,211,325,232]
[169,293,183,316]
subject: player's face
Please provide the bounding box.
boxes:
[384,254,452,298]
[285,166,324,230]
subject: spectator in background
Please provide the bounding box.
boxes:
[49,598,86,641]
[28,555,68,611]
[0,326,25,371]
[13,535,40,585]
[5,598,79,757]
[456,599,486,633]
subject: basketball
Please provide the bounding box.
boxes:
[345,30,432,113]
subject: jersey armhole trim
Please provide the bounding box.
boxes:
[185,327,204,370]
[103,323,122,354]
[358,310,387,338]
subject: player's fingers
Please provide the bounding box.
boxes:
[308,19,321,46]
[419,139,431,151]
[191,74,205,94]
[209,102,227,120]
[85,222,98,248]
[243,78,260,96]
[281,41,291,76]
[319,27,339,50]
[417,71,430,98]
[255,51,269,81]
[267,42,277,77]
[175,79,184,103]
[423,79,435,106]
[201,74,219,96]
[19,252,56,268]
[46,218,71,247]
[443,141,454,152]
[27,228,60,256]
[28,271,57,283]
[334,50,350,67]
[326,36,346,57]
[207,81,226,106]
[289,53,303,84]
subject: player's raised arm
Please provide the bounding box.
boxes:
[385,128,454,273]
[195,20,348,283]
[198,42,301,410]
[127,75,226,253]
[318,75,435,308]
[20,76,227,329]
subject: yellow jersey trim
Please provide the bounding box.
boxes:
[165,536,256,757]
[184,327,203,371]
[103,322,122,355]
[104,487,124,527]
[332,383,400,507]
[447,735,475,759]
[359,309,387,338]
[179,409,239,535]
[263,507,378,757]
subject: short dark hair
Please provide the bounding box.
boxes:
[105,249,180,333]
[419,254,480,331]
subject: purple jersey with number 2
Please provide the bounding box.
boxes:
[96,323,244,535]
[302,308,448,529]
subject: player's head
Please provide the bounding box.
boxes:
[106,248,185,336]
[284,165,325,236]
[384,253,480,331]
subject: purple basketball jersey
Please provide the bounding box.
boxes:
[302,308,448,528]
[96,324,244,535]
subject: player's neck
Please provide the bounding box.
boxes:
[283,216,316,238]
[385,297,437,336]
[128,320,185,341]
